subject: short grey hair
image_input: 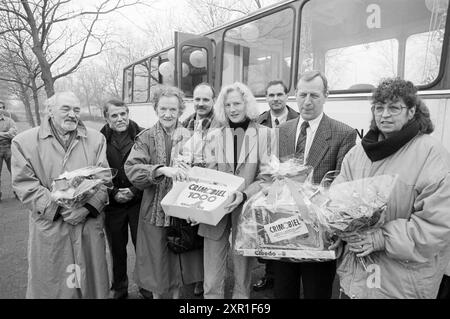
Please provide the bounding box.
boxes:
[297,70,329,95]
[214,82,259,123]
[45,91,79,111]
[152,85,186,115]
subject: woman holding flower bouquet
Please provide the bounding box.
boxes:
[124,86,203,299]
[332,78,450,299]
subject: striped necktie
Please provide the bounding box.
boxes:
[295,121,309,159]
[274,118,280,127]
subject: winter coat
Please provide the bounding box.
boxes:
[11,117,110,299]
[334,134,450,299]
[100,120,143,207]
[198,121,275,241]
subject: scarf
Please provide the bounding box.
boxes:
[361,120,420,162]
[228,118,251,170]
[49,118,77,151]
[185,110,215,132]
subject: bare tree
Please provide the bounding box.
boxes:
[185,0,280,33]
[0,0,152,98]
[0,10,43,126]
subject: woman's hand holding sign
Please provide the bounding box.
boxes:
[224,191,244,213]
[158,166,189,182]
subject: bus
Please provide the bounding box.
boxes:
[122,0,450,150]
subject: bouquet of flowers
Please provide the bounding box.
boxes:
[311,174,398,269]
[51,166,115,209]
[234,156,336,261]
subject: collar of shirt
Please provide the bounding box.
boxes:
[295,112,324,162]
[270,107,288,127]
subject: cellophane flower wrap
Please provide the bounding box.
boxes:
[234,156,336,261]
[311,174,398,269]
[50,166,115,209]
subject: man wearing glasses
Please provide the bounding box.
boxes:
[273,71,357,299]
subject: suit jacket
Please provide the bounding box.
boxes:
[198,121,275,240]
[278,113,357,184]
[257,105,299,128]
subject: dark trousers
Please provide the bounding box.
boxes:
[0,149,11,193]
[437,275,450,299]
[258,259,274,279]
[104,202,140,291]
[273,259,336,299]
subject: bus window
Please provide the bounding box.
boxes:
[133,61,150,103]
[124,67,132,103]
[157,50,175,86]
[325,39,399,90]
[299,0,449,90]
[180,46,209,96]
[222,8,295,96]
[405,29,446,85]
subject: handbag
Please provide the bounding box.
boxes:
[166,216,204,254]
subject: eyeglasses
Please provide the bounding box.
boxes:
[372,103,407,116]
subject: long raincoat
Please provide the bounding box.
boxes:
[11,117,110,299]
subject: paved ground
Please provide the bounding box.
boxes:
[0,120,339,299]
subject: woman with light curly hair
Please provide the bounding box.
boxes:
[197,82,275,298]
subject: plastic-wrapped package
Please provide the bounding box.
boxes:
[51,166,115,209]
[235,156,336,261]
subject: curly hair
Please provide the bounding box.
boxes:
[152,85,186,115]
[214,82,259,123]
[370,77,434,134]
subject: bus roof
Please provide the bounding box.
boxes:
[124,0,299,69]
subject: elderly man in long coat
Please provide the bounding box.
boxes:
[11,91,110,299]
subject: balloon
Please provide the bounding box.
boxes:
[189,50,207,68]
[167,48,175,63]
[241,23,259,42]
[158,61,174,77]
[182,62,190,77]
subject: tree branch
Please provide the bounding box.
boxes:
[0,76,33,89]
[52,13,105,81]
[52,0,142,24]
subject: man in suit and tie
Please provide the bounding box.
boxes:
[257,80,299,128]
[273,70,357,299]
[253,80,299,292]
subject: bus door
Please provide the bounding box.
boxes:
[174,31,214,97]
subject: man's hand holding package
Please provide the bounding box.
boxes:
[62,207,90,225]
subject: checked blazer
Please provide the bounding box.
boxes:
[278,113,357,184]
